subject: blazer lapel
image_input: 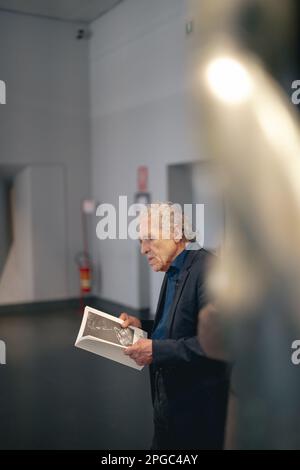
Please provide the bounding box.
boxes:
[166,249,200,334]
[152,274,168,331]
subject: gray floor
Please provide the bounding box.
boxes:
[0,302,153,449]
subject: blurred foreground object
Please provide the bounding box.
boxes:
[189,0,300,449]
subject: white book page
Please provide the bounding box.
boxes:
[75,306,147,370]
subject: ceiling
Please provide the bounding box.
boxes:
[0,0,124,23]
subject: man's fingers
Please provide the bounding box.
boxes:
[124,346,133,355]
[123,339,152,366]
[124,346,147,366]
[124,345,138,357]
[119,312,129,327]
[124,340,143,354]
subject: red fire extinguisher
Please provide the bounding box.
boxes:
[76,252,92,295]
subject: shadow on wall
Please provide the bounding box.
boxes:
[0,175,13,278]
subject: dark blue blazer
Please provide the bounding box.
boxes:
[143,248,229,449]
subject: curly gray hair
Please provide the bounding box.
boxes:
[140,201,197,242]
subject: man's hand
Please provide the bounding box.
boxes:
[119,312,142,329]
[124,339,153,366]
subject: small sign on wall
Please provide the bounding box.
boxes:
[137,166,148,193]
[135,166,150,204]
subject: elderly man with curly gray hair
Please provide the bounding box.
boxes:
[120,202,229,450]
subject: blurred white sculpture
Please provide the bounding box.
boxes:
[189,0,300,449]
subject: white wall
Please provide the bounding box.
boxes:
[0,11,91,301]
[30,166,68,301]
[89,0,202,312]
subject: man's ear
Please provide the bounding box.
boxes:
[173,225,183,242]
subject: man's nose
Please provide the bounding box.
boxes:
[140,240,150,255]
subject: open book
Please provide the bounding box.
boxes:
[75,306,147,370]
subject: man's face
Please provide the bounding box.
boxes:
[139,213,178,272]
